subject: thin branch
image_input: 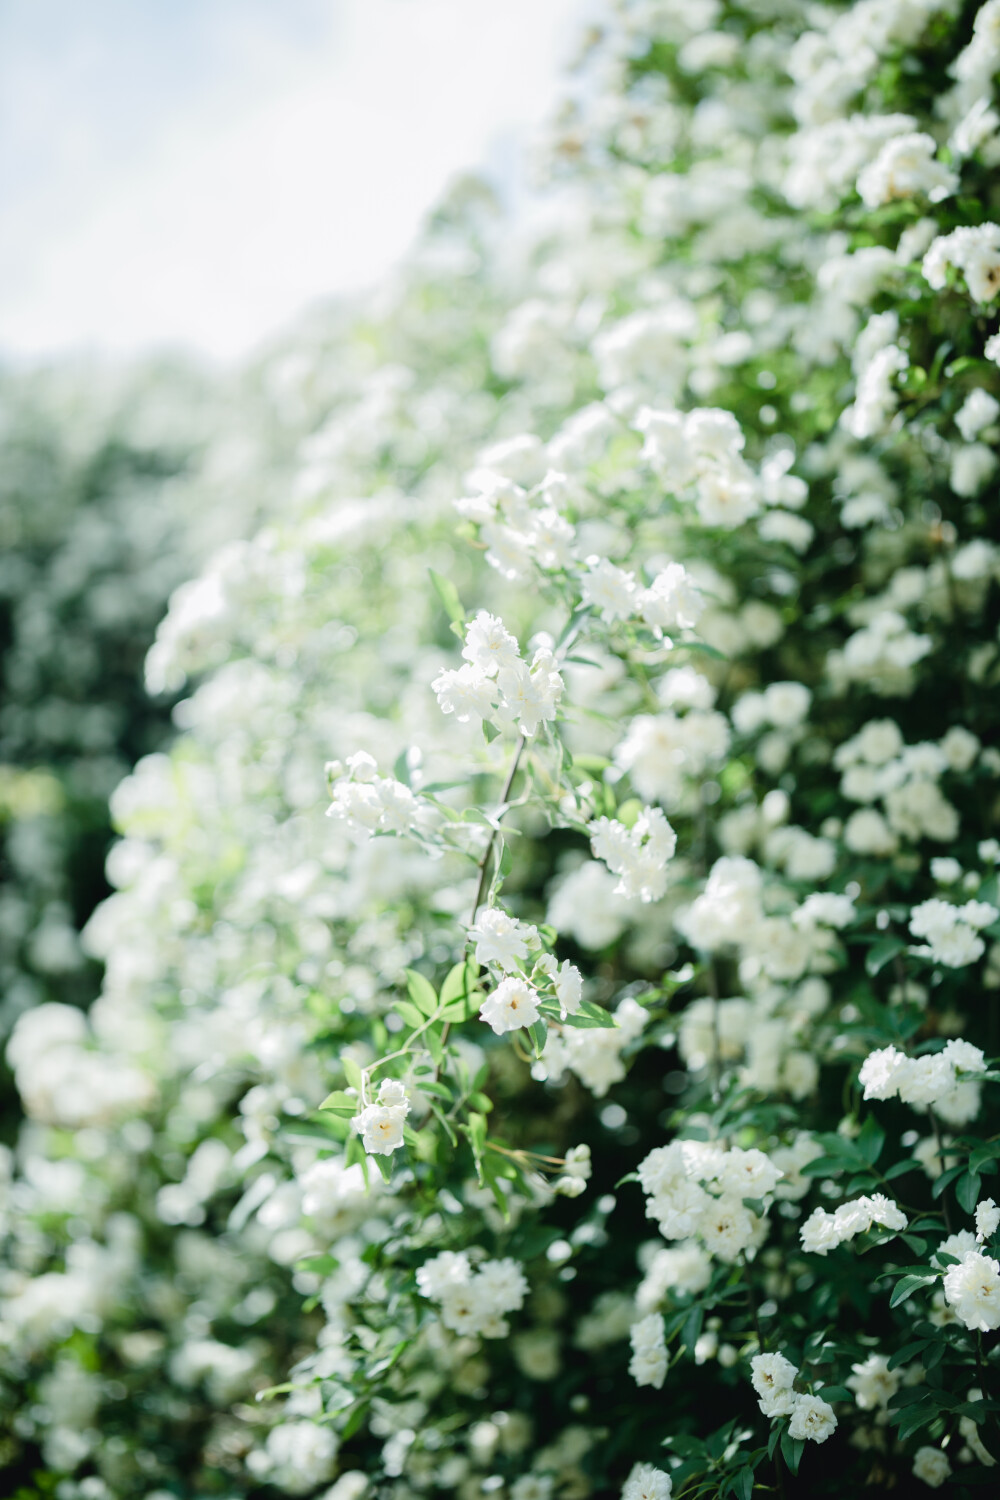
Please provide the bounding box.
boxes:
[468,733,527,926]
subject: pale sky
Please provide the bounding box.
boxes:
[0,0,586,362]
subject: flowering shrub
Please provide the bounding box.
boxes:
[5,1,1000,1496]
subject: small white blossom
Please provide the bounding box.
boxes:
[468,908,537,971]
[589,808,677,903]
[976,1198,1000,1243]
[787,1393,837,1443]
[479,977,541,1035]
[943,1250,1000,1331]
[622,1463,672,1500]
[913,1446,952,1489]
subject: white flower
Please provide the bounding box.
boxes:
[639,563,703,634]
[463,611,521,676]
[432,663,497,722]
[552,959,583,1016]
[750,1352,798,1418]
[976,1198,1000,1243]
[846,1353,899,1411]
[913,1446,951,1489]
[859,1045,909,1101]
[496,649,564,738]
[589,807,677,903]
[581,556,638,622]
[416,1251,472,1300]
[421,1255,527,1339]
[629,1313,667,1389]
[956,388,1000,441]
[554,1143,592,1198]
[479,977,541,1035]
[353,1102,407,1155]
[793,893,855,930]
[476,1257,529,1312]
[943,1250,1000,1331]
[697,1194,756,1262]
[856,132,957,209]
[675,855,762,951]
[923,223,1000,303]
[377,1079,408,1109]
[622,1462,672,1500]
[717,1148,782,1199]
[787,1392,837,1443]
[468,907,537,971]
[942,1037,987,1073]
[910,899,991,967]
[951,442,998,496]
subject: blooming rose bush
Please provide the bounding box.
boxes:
[4,1,1000,1497]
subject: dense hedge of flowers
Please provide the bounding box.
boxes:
[5,1,1000,1496]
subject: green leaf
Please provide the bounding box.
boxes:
[885,1159,918,1180]
[440,959,479,1007]
[888,1338,933,1372]
[528,1018,548,1056]
[406,969,439,1018]
[681,1303,703,1352]
[561,997,618,1030]
[340,1398,371,1441]
[342,1055,363,1092]
[857,1115,885,1165]
[371,1152,394,1183]
[414,1078,452,1102]
[889,1273,938,1308]
[429,568,465,626]
[464,1111,488,1182]
[932,1163,965,1199]
[780,1432,805,1476]
[424,1023,444,1066]
[957,1171,982,1214]
[394,999,424,1029]
[318,1090,358,1118]
[730,1468,755,1500]
[866,937,904,977]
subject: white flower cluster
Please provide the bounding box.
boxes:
[469,904,584,1035]
[454,458,576,583]
[856,130,957,209]
[923,222,1000,304]
[800,1193,907,1256]
[909,897,998,967]
[538,995,648,1098]
[637,1140,781,1263]
[353,1079,410,1156]
[615,696,729,810]
[675,855,762,953]
[432,611,563,738]
[416,1251,528,1338]
[749,1353,838,1443]
[629,1311,667,1390]
[589,807,677,902]
[327,751,429,839]
[859,1039,987,1124]
[835,724,975,852]
[635,404,760,529]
